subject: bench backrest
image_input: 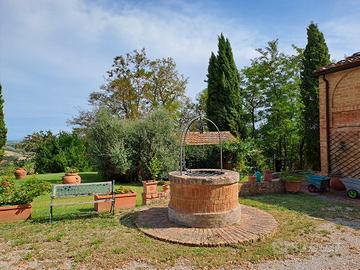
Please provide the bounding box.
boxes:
[51,181,114,198]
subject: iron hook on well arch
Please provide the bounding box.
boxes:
[179,115,223,175]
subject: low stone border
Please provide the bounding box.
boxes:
[239,179,284,196]
[135,205,278,247]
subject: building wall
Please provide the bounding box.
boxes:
[319,66,360,177]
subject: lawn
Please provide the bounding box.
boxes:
[1,173,360,269]
[14,172,152,215]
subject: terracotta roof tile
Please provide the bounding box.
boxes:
[184,131,236,146]
[315,52,360,75]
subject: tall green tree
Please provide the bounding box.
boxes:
[0,84,7,160]
[254,40,303,170]
[206,34,246,137]
[300,23,330,170]
[69,48,187,134]
[241,62,267,138]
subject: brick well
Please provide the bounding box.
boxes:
[168,169,241,228]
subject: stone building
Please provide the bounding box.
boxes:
[315,52,360,178]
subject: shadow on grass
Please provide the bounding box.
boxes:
[119,211,138,228]
[30,207,114,224]
[244,192,360,229]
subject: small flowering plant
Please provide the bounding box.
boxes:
[0,177,51,206]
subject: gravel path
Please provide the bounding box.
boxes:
[252,222,360,270]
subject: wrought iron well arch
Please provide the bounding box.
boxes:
[179,115,223,175]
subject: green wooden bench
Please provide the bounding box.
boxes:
[49,180,115,223]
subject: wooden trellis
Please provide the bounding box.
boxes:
[330,129,360,178]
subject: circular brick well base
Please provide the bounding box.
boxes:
[136,205,278,246]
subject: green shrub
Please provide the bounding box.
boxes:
[131,110,178,180]
[89,109,178,181]
[18,131,55,153]
[283,175,304,182]
[280,170,304,182]
[184,145,219,169]
[233,139,268,175]
[87,109,131,179]
[0,162,16,177]
[65,166,79,174]
[148,157,161,180]
[0,177,51,206]
[115,186,133,194]
[15,159,36,175]
[183,139,267,175]
[34,132,91,173]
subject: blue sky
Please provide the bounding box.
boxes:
[1,0,359,140]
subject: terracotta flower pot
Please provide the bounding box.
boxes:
[94,192,137,212]
[264,170,273,182]
[248,175,256,184]
[0,204,32,223]
[330,175,346,191]
[142,180,158,194]
[285,181,303,193]
[62,173,81,184]
[14,168,27,179]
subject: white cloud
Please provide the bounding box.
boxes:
[322,14,360,61]
[1,0,358,139]
[0,0,260,100]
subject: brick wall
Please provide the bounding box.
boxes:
[238,179,284,196]
[168,170,241,227]
[169,182,239,213]
[142,181,170,205]
[319,66,360,177]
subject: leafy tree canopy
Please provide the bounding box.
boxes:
[70,48,188,133]
[206,34,246,137]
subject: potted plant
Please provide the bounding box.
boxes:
[0,177,50,222]
[282,174,304,193]
[14,167,27,179]
[62,167,81,184]
[94,186,136,212]
[143,157,161,194]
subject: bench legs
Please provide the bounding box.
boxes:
[50,205,53,224]
[49,196,53,224]
[111,180,115,216]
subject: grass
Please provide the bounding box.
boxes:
[13,172,158,213]
[1,172,360,269]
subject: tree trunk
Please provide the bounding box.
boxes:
[299,138,304,169]
[251,107,255,138]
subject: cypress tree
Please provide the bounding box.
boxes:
[300,23,330,170]
[206,52,224,129]
[206,34,245,137]
[0,84,7,160]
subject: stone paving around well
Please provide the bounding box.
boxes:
[136,204,278,246]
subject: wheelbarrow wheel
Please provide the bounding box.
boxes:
[308,184,318,193]
[347,190,359,199]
